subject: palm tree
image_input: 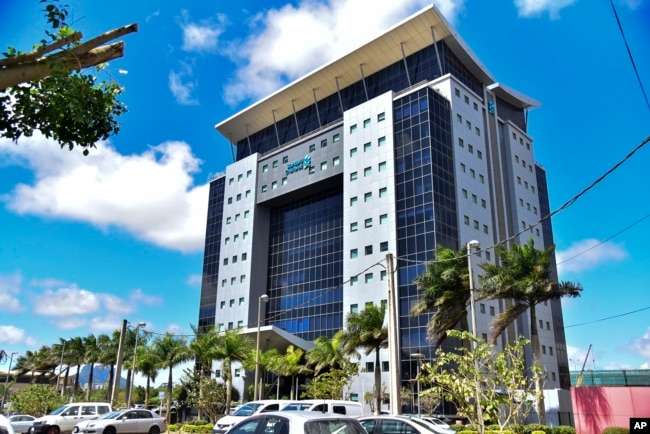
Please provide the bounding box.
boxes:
[268,345,312,400]
[135,345,159,407]
[189,325,220,419]
[14,347,54,384]
[153,333,191,417]
[67,337,85,396]
[479,238,583,425]
[97,332,119,401]
[306,330,347,374]
[213,329,253,412]
[341,303,388,415]
[412,245,472,347]
[83,334,101,400]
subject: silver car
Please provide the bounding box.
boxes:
[76,409,166,434]
[359,415,456,434]
[8,416,35,434]
[225,411,366,434]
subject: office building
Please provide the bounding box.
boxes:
[198,4,570,412]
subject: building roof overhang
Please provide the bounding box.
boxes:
[216,4,496,144]
[487,82,541,109]
[239,325,315,353]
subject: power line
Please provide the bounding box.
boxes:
[564,305,650,328]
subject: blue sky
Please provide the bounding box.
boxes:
[1,0,649,382]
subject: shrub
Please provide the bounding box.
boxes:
[181,424,213,434]
[167,424,182,432]
[602,428,629,434]
[552,426,576,434]
[449,426,468,432]
[487,425,502,431]
[508,423,524,434]
[532,431,546,434]
[523,424,551,434]
[185,420,210,426]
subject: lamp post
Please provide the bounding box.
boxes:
[127,322,146,408]
[2,351,18,409]
[410,353,424,417]
[254,294,269,401]
[467,240,484,434]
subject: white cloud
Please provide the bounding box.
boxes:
[180,9,227,52]
[130,288,163,306]
[556,238,627,275]
[89,315,124,333]
[186,274,202,286]
[630,327,650,360]
[222,0,463,106]
[0,272,23,312]
[514,0,576,19]
[0,324,36,346]
[56,317,89,330]
[169,66,199,106]
[34,285,101,316]
[0,133,209,253]
[101,293,134,314]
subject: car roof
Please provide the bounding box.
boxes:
[250,411,359,421]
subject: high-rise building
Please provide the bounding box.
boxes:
[198,4,570,416]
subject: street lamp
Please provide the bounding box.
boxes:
[2,351,18,409]
[466,240,484,434]
[254,294,269,401]
[127,322,146,408]
[410,353,425,417]
[57,339,70,396]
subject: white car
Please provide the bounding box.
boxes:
[8,415,35,434]
[225,411,366,434]
[212,400,289,434]
[422,418,450,430]
[359,415,456,434]
[1,414,17,434]
[76,409,166,434]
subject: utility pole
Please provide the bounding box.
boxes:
[112,319,127,405]
[386,253,401,415]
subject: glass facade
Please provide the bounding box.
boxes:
[392,88,459,372]
[496,96,527,132]
[266,188,344,341]
[198,176,226,330]
[235,41,483,161]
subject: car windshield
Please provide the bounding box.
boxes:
[409,418,440,433]
[49,405,70,416]
[281,403,313,411]
[304,420,365,434]
[232,404,263,416]
[99,412,124,420]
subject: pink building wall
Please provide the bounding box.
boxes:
[571,386,650,434]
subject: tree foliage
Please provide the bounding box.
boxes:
[11,384,66,417]
[0,0,136,155]
[303,363,358,400]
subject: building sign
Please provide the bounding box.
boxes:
[488,100,495,115]
[286,155,311,175]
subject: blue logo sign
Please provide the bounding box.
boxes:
[488,100,495,115]
[286,155,311,175]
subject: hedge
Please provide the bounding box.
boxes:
[602,428,630,434]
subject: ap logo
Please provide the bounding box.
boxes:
[631,418,650,433]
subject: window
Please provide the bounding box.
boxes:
[351,276,358,286]
[460,163,466,172]
[321,161,327,170]
[364,218,373,228]
[350,172,358,181]
[468,144,474,154]
[282,156,288,164]
[240,275,246,283]
[482,333,488,342]
[227,197,233,204]
[546,321,550,330]
[483,224,488,234]
[229,177,234,185]
[364,192,372,202]
[379,161,387,172]
[542,345,546,355]
[220,300,226,309]
[380,214,388,225]
[272,160,278,168]
[234,368,241,377]
[239,297,245,306]
[365,273,373,283]
[479,174,485,183]
[221,279,226,287]
[364,167,371,177]
[458,138,464,148]
[237,320,244,328]
[486,251,491,260]
[351,222,358,232]
[464,215,470,225]
[377,112,385,122]
[477,150,482,159]
[379,187,387,198]
[473,102,478,111]
[366,362,375,372]
[378,136,386,147]
[245,189,251,198]
[333,156,340,166]
[321,139,327,148]
[382,361,389,372]
[223,258,229,265]
[363,118,371,128]
[218,323,224,332]
[364,142,371,152]
[551,372,556,382]
[350,124,357,134]
[365,245,373,255]
[351,304,358,313]
[470,169,475,178]
[350,147,357,157]
[475,127,481,136]
[466,120,471,130]
[462,189,468,199]
[480,303,485,314]
[261,185,267,192]
[242,252,248,261]
[350,196,358,206]
[350,249,358,258]
[235,213,240,221]
[309,144,316,152]
[481,199,486,208]
[226,217,232,224]
[456,114,462,123]
[333,133,341,142]
[539,319,544,328]
[380,270,387,281]
[489,306,495,316]
[230,299,235,307]
[549,347,554,355]
[464,95,470,104]
[282,177,287,185]
[225,237,230,245]
[472,194,477,203]
[380,241,388,251]
[247,170,252,178]
[244,210,250,218]
[271,181,277,189]
[231,277,236,285]
[454,88,460,97]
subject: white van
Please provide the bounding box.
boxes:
[211,400,289,434]
[30,402,112,434]
[281,400,363,416]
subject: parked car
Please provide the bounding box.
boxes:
[359,415,455,434]
[76,409,166,434]
[73,411,126,433]
[421,418,450,430]
[1,414,16,434]
[225,411,366,434]
[8,415,35,434]
[30,403,112,434]
[281,400,363,416]
[212,400,289,434]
